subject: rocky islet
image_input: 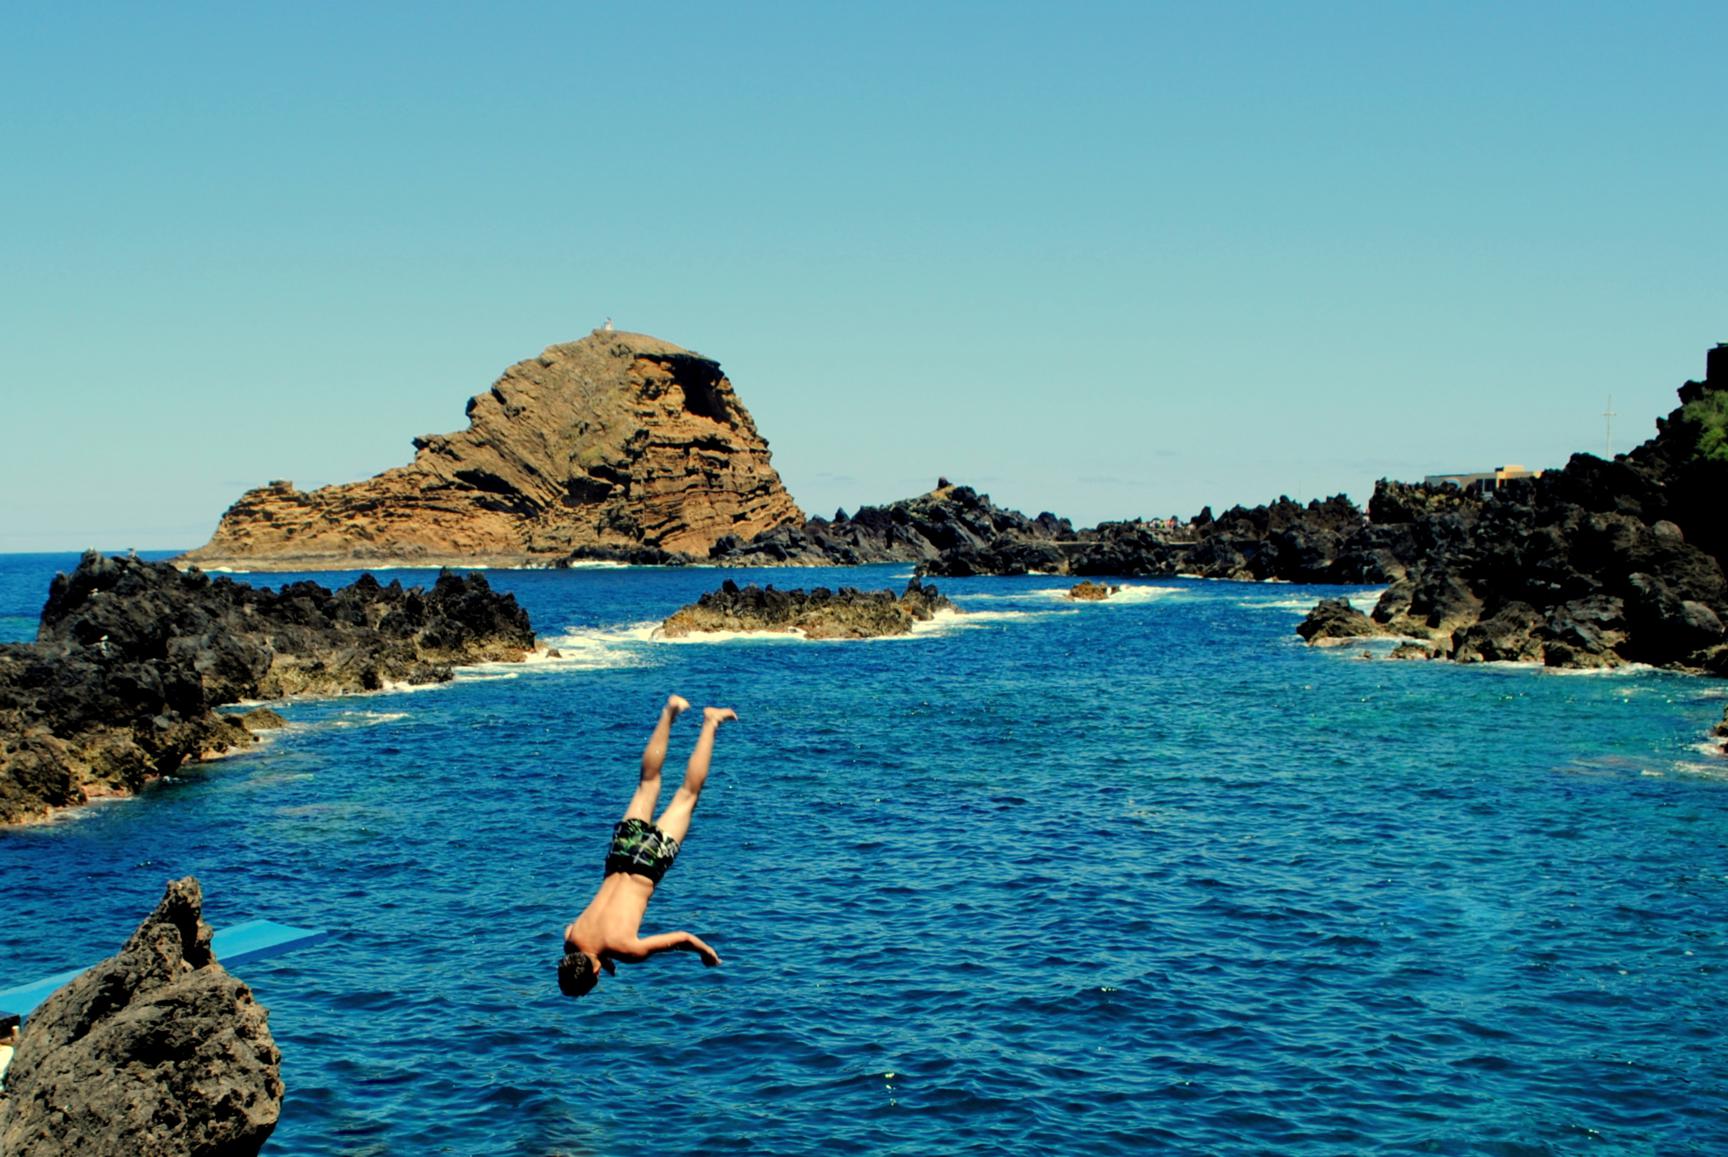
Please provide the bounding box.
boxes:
[661,578,955,640]
[181,330,803,571]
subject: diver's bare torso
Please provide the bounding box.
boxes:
[564,873,658,973]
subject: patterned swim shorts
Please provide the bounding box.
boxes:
[604,817,681,883]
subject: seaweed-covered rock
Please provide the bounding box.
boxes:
[0,877,282,1156]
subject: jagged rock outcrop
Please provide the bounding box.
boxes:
[0,553,535,824]
[1296,598,1384,645]
[706,482,1072,568]
[0,877,282,1156]
[914,493,1378,582]
[181,330,803,570]
[1299,344,1728,672]
[661,579,954,640]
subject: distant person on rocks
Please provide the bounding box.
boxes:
[559,695,733,997]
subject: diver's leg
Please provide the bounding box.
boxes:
[624,695,688,822]
[654,707,735,843]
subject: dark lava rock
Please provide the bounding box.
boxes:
[661,578,954,640]
[0,554,536,825]
[0,877,282,1156]
[1296,598,1384,645]
[1301,344,1728,672]
[711,481,1073,569]
[916,493,1380,584]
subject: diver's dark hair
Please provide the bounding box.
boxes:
[558,950,600,997]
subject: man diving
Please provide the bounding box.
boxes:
[558,695,733,997]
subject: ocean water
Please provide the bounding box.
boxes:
[3,553,1728,1155]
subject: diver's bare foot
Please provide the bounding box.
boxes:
[703,707,737,726]
[666,695,691,718]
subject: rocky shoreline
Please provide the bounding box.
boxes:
[0,554,536,826]
[1294,352,1728,674]
[661,578,954,640]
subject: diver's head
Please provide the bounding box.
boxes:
[558,950,600,997]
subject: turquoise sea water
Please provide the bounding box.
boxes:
[3,552,1728,1154]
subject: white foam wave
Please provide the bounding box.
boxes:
[1673,759,1728,778]
[1542,663,1658,678]
[910,607,1071,635]
[1238,589,1385,614]
[656,626,809,645]
[376,677,455,694]
[1022,585,1185,605]
[533,623,661,667]
[326,710,411,727]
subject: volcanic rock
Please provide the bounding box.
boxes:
[1067,582,1120,601]
[1296,598,1385,645]
[0,877,282,1156]
[914,493,1381,583]
[1291,343,1728,671]
[181,330,803,570]
[710,482,1071,570]
[0,553,535,825]
[661,579,954,640]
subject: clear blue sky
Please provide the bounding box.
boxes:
[3,1,1724,552]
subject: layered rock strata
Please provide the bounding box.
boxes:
[661,579,954,640]
[182,330,803,570]
[0,877,282,1156]
[1293,348,1728,673]
[0,553,535,825]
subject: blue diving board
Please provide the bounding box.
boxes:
[0,919,327,1025]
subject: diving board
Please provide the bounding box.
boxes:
[0,919,327,1026]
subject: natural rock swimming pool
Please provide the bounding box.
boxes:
[3,557,1726,1154]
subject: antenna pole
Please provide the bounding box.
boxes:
[1603,394,1616,457]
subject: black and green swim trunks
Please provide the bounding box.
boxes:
[605,817,681,883]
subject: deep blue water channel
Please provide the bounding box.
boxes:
[4,552,1728,1155]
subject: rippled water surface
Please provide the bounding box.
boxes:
[4,554,1728,1154]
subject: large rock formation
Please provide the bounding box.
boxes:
[181,330,803,570]
[1296,345,1728,672]
[661,579,954,640]
[0,877,283,1156]
[0,553,536,825]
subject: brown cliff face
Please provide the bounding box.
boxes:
[180,330,803,569]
